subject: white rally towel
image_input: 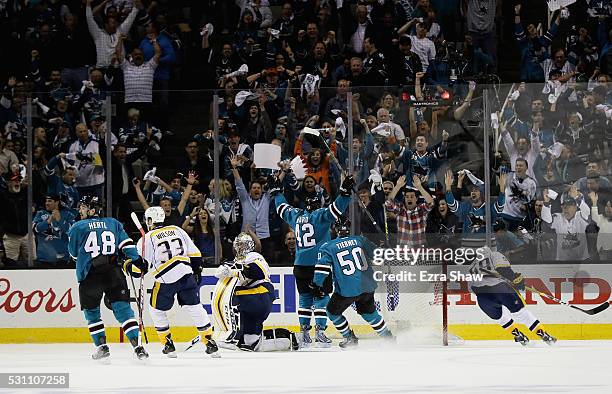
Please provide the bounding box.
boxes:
[290,155,307,179]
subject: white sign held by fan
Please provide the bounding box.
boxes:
[547,0,575,12]
[254,144,282,170]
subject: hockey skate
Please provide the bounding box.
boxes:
[537,329,557,345]
[379,330,396,342]
[314,325,332,348]
[92,344,110,362]
[298,325,312,347]
[162,337,177,358]
[134,346,149,360]
[511,328,529,346]
[204,336,221,358]
[339,331,359,349]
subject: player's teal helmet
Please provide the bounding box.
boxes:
[78,196,104,218]
[334,216,351,238]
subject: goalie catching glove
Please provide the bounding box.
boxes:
[339,175,356,196]
[123,257,148,278]
[214,264,239,279]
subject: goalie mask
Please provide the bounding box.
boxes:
[334,216,351,238]
[304,196,321,212]
[233,232,255,259]
[144,206,165,230]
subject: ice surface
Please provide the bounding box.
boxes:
[0,338,610,394]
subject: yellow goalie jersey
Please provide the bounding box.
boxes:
[136,225,201,284]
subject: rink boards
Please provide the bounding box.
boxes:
[1,265,611,343]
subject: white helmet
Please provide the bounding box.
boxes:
[233,232,255,259]
[144,206,165,229]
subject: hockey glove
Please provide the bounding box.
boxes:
[267,176,283,196]
[339,175,356,196]
[215,264,234,279]
[191,258,203,285]
[511,273,525,291]
[123,258,147,278]
[310,282,326,300]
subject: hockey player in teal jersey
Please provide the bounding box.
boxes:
[270,174,355,347]
[312,217,393,348]
[68,196,149,361]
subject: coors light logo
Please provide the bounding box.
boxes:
[0,277,76,313]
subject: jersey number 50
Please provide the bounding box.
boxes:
[337,247,368,275]
[295,223,315,248]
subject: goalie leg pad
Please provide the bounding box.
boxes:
[111,301,139,343]
[84,307,106,346]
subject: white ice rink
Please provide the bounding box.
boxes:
[0,338,610,394]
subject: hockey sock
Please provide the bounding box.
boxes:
[111,301,139,344]
[511,308,542,332]
[313,294,330,329]
[149,307,171,343]
[298,293,314,327]
[181,304,213,343]
[327,312,351,337]
[361,311,390,337]
[84,307,106,346]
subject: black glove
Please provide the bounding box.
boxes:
[268,176,283,196]
[511,273,525,291]
[339,175,355,196]
[191,259,203,285]
[123,257,148,278]
[310,282,326,300]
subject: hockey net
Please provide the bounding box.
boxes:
[374,257,462,346]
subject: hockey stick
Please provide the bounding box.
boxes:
[481,268,610,316]
[314,132,386,236]
[184,335,201,352]
[130,212,149,344]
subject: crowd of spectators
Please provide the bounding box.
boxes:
[0,0,611,269]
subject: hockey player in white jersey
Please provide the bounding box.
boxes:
[125,206,219,357]
[468,246,557,346]
[214,232,299,351]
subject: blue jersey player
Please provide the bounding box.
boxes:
[270,175,354,347]
[313,217,394,348]
[68,196,149,361]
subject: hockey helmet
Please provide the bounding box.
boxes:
[144,206,165,229]
[304,196,321,212]
[78,195,104,218]
[334,216,351,238]
[233,232,255,259]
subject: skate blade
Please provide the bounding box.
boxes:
[313,341,332,348]
[166,352,178,358]
[208,352,221,358]
[94,357,111,365]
